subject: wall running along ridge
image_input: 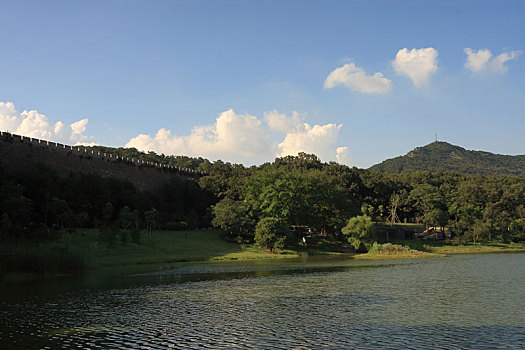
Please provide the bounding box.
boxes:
[0,131,205,193]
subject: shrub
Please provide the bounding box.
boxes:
[341,215,375,252]
[164,221,189,231]
[254,217,289,252]
[212,198,256,241]
[368,242,410,254]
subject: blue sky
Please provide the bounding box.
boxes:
[0,0,523,167]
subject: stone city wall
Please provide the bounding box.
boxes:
[0,131,204,193]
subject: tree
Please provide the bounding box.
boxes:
[245,169,351,235]
[254,217,288,252]
[212,198,256,241]
[388,193,401,224]
[423,208,448,227]
[342,215,375,252]
[144,208,159,238]
[409,184,445,226]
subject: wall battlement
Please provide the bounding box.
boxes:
[0,131,205,177]
[0,131,205,192]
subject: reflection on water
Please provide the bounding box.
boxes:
[1,254,524,349]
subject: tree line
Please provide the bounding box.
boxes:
[0,163,213,244]
[206,153,525,249]
[1,151,524,250]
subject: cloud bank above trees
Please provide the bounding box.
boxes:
[0,101,95,145]
[126,109,350,165]
[0,101,351,166]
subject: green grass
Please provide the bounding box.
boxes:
[355,251,442,260]
[60,229,306,268]
[354,240,525,260]
[379,240,525,255]
[0,242,86,278]
[5,230,522,278]
[1,229,353,279]
[426,241,525,254]
[355,242,443,260]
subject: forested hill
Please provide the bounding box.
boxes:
[369,141,525,178]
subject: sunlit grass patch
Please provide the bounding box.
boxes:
[355,242,443,260]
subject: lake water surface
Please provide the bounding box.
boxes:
[1,253,524,349]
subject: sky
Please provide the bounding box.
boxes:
[0,0,524,168]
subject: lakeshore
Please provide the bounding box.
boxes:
[1,229,523,282]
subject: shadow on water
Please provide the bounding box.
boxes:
[0,254,403,299]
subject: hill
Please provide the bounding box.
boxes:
[369,141,525,178]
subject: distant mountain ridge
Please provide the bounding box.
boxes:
[369,141,525,178]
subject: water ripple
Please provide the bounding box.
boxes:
[1,253,524,349]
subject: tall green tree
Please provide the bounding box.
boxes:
[341,215,375,251]
[254,217,289,252]
[212,198,256,241]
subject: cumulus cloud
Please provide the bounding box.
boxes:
[323,63,392,94]
[392,47,438,87]
[126,109,271,164]
[277,122,343,161]
[126,109,351,165]
[264,110,303,133]
[464,48,521,73]
[336,146,351,165]
[0,101,95,145]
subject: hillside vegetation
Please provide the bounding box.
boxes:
[2,135,525,277]
[369,141,525,178]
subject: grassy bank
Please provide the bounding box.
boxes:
[355,251,442,259]
[0,229,304,280]
[0,243,85,278]
[360,240,525,259]
[60,229,311,268]
[1,229,354,280]
[3,230,523,280]
[354,243,443,260]
[425,242,525,255]
[354,241,525,260]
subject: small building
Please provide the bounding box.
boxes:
[375,224,426,241]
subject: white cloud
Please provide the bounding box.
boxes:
[126,109,272,164]
[264,110,303,133]
[392,47,438,87]
[277,122,343,161]
[323,63,392,94]
[0,101,95,145]
[71,119,88,134]
[126,109,350,165]
[464,48,521,73]
[336,146,351,165]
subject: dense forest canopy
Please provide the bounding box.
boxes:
[369,141,525,178]
[1,145,525,248]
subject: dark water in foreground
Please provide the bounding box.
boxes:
[1,253,524,349]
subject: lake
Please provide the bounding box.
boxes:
[1,253,524,349]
